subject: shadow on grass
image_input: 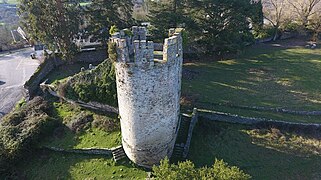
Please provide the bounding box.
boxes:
[15,149,146,179]
[45,62,101,84]
[182,44,321,123]
[187,119,321,179]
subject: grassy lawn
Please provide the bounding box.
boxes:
[42,102,121,149]
[182,39,321,123]
[42,127,122,149]
[15,101,148,179]
[16,150,146,179]
[45,62,100,85]
[188,119,321,179]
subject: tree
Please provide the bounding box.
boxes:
[190,0,260,55]
[85,0,134,44]
[148,0,195,41]
[262,0,292,40]
[287,0,321,28]
[307,10,321,40]
[152,157,251,180]
[19,0,82,60]
[149,0,261,55]
[0,25,13,48]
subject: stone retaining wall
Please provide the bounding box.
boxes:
[24,55,64,98]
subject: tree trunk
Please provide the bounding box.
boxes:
[273,27,278,41]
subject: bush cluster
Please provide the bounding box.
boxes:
[59,58,117,107]
[0,97,58,173]
[152,158,251,180]
[67,111,93,133]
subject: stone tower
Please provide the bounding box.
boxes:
[110,26,183,167]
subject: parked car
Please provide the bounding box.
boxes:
[30,44,48,59]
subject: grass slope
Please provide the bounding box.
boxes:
[188,119,321,179]
[183,39,321,123]
[17,151,146,179]
[15,102,147,179]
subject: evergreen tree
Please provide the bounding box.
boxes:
[148,0,196,41]
[189,0,261,55]
[149,0,263,56]
[19,0,82,60]
[85,0,134,44]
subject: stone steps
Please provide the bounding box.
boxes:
[176,117,191,143]
[171,116,192,161]
[112,146,127,162]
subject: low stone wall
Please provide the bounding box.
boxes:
[198,102,321,116]
[42,146,112,156]
[198,109,321,132]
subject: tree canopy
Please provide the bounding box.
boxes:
[85,0,134,43]
[148,0,263,55]
[19,0,82,60]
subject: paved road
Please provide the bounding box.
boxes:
[0,48,40,119]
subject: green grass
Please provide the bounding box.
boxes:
[46,62,100,85]
[188,119,321,179]
[183,39,321,123]
[42,102,121,149]
[15,100,146,179]
[16,151,146,179]
[43,127,122,149]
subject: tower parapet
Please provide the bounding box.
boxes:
[111,26,183,168]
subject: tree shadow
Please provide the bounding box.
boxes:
[182,44,321,113]
[188,119,321,179]
[15,149,146,179]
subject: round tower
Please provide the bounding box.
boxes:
[111,27,183,167]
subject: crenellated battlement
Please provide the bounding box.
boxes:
[110,26,183,67]
[134,40,154,65]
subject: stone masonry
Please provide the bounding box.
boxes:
[110,26,183,168]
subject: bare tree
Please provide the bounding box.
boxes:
[262,0,291,40]
[287,0,321,27]
[308,11,321,41]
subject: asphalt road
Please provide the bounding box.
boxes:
[0,48,40,119]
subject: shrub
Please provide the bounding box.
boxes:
[59,58,117,107]
[0,97,58,173]
[67,112,93,133]
[92,114,120,132]
[109,25,119,36]
[152,157,251,180]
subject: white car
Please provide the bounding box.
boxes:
[30,44,49,59]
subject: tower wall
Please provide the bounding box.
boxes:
[112,27,183,167]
